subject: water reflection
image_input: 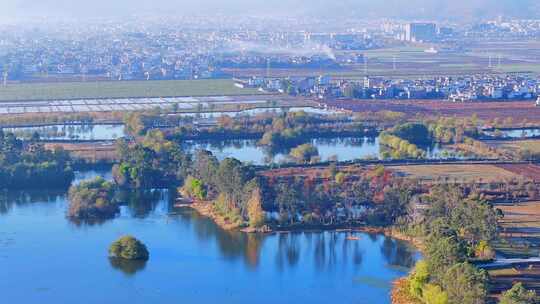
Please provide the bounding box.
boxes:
[68,217,111,227]
[182,208,417,274]
[109,258,147,276]
[275,233,301,270]
[177,106,342,119]
[0,182,420,304]
[3,124,124,141]
[0,186,418,274]
[183,210,266,268]
[380,237,417,269]
[183,136,462,165]
[183,136,381,165]
[0,190,65,214]
[117,189,171,219]
[484,128,540,139]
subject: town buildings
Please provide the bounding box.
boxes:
[238,74,540,102]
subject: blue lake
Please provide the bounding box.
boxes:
[0,170,420,304]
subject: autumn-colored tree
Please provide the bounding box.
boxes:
[247,188,265,228]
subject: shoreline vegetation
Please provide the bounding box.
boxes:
[0,130,74,189]
[185,201,424,246]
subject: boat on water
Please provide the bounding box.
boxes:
[346,235,361,241]
[174,196,194,208]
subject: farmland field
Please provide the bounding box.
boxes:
[44,142,117,163]
[325,99,540,124]
[489,266,540,297]
[230,41,540,79]
[495,163,540,181]
[389,164,521,183]
[0,79,263,101]
[494,200,540,259]
[496,140,540,154]
[487,140,540,162]
[498,201,540,236]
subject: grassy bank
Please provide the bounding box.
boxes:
[188,202,246,231]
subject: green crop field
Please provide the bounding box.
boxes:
[0,79,264,101]
[495,64,540,73]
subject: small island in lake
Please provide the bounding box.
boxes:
[109,235,149,260]
[67,177,119,219]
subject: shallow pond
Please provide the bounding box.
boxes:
[184,137,455,165]
[0,170,420,304]
[484,128,540,139]
[2,124,125,141]
[1,107,338,141]
[173,106,343,119]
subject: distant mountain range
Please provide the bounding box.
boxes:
[303,0,540,21]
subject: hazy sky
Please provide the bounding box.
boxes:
[3,0,539,20]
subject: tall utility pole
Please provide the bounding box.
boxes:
[266,58,271,78]
[364,56,368,76]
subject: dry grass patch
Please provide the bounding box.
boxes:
[390,164,520,183]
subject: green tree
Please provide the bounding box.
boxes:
[441,262,487,304]
[109,235,149,260]
[182,176,207,200]
[422,284,448,304]
[68,177,118,219]
[391,122,431,145]
[425,235,467,284]
[500,283,537,304]
[215,158,254,209]
[123,112,146,137]
[409,260,430,299]
[369,185,411,226]
[289,143,319,163]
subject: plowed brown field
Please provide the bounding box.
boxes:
[325,100,540,124]
[495,163,540,181]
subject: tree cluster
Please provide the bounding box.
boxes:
[68,176,118,219]
[427,116,480,144]
[185,150,260,227]
[259,165,412,227]
[379,133,426,159]
[404,186,499,304]
[169,111,372,146]
[0,130,74,189]
[109,235,149,260]
[113,130,190,189]
[499,283,537,304]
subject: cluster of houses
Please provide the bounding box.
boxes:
[0,19,374,82]
[0,32,228,81]
[237,74,540,102]
[467,19,540,38]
